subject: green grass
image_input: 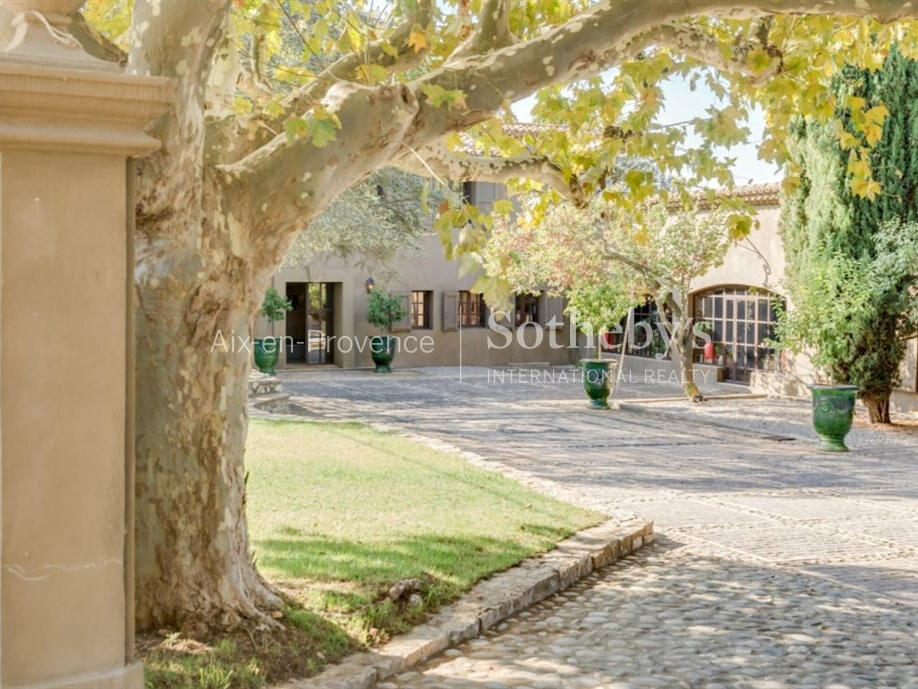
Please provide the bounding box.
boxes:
[144,419,602,688]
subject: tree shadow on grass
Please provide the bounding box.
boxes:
[256,528,540,590]
[255,526,579,643]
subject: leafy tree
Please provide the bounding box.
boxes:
[70,0,918,630]
[366,290,408,333]
[284,168,445,274]
[781,46,918,422]
[565,283,635,356]
[776,220,918,422]
[259,287,292,328]
[484,202,734,400]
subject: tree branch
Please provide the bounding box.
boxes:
[127,0,232,80]
[70,11,127,66]
[394,139,587,206]
[601,242,663,291]
[274,0,433,119]
[224,0,918,270]
[404,0,912,149]
[454,0,514,58]
[206,0,434,168]
[216,81,421,255]
[653,18,782,85]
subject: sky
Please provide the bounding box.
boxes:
[511,74,783,186]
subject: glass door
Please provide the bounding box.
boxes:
[306,282,334,364]
[693,287,781,383]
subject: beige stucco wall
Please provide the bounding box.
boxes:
[727,204,918,413]
[689,204,785,297]
[259,233,575,369]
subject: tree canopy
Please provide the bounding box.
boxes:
[283,168,444,273]
[484,200,733,398]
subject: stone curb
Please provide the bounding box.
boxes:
[276,518,654,689]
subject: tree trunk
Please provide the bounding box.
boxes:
[862,391,892,424]
[677,334,703,401]
[133,238,281,633]
[664,297,703,402]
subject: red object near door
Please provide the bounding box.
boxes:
[602,331,616,350]
[704,341,715,363]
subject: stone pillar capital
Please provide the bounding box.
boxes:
[0,0,120,72]
[0,1,173,157]
[0,62,173,155]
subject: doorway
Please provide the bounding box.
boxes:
[285,282,335,364]
[693,286,782,383]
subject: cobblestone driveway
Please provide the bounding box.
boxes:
[280,366,918,689]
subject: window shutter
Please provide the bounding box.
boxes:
[442,291,459,331]
[544,295,565,329]
[392,291,411,332]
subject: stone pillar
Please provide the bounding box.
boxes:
[0,3,170,687]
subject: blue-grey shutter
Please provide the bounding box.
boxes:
[544,295,565,329]
[442,291,458,331]
[392,291,411,332]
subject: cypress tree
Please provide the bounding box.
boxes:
[782,46,918,423]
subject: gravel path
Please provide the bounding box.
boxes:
[279,367,918,689]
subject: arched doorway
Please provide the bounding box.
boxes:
[692,286,783,383]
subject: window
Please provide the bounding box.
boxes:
[692,286,783,383]
[461,181,474,204]
[602,299,670,358]
[515,293,540,326]
[410,290,432,329]
[459,291,486,327]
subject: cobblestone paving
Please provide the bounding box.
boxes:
[279,366,918,688]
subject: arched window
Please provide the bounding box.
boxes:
[692,286,783,383]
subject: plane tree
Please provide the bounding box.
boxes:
[68,0,918,631]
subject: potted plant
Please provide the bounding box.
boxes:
[254,287,292,375]
[366,290,407,372]
[566,284,631,409]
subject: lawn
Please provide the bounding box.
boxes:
[143,419,602,688]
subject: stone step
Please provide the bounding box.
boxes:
[248,372,282,396]
[250,391,290,413]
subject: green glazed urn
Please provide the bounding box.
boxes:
[253,337,280,375]
[580,358,618,409]
[370,335,396,373]
[809,384,858,452]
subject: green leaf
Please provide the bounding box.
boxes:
[309,119,337,147]
[727,213,753,240]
